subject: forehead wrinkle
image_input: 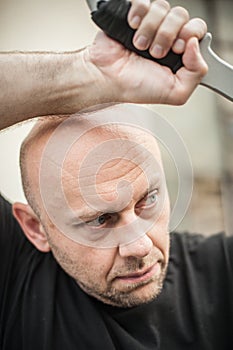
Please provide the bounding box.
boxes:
[67,172,162,222]
[64,122,160,161]
[61,148,162,202]
[62,134,161,179]
[96,163,144,188]
[53,122,162,205]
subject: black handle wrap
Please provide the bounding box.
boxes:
[91,0,183,73]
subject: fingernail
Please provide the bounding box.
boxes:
[130,15,141,29]
[134,35,149,50]
[173,39,185,53]
[151,44,164,58]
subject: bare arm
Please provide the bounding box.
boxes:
[0,0,208,131]
[0,50,108,130]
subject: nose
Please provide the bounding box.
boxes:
[119,233,153,258]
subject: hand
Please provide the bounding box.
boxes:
[84,0,208,105]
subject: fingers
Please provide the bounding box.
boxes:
[149,6,189,58]
[128,0,207,59]
[182,37,208,74]
[132,0,172,55]
[173,18,207,54]
[178,18,208,41]
[127,0,150,29]
[168,37,208,105]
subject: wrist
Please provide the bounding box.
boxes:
[40,49,109,115]
[79,48,122,109]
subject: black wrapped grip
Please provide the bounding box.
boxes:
[91,0,183,73]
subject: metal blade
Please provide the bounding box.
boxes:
[86,0,98,12]
[200,33,233,102]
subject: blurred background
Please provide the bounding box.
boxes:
[0,0,232,235]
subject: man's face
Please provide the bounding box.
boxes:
[38,123,170,308]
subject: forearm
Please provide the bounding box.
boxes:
[0,49,110,130]
[0,0,209,131]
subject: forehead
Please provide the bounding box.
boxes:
[37,112,163,211]
[62,121,161,176]
[60,123,163,210]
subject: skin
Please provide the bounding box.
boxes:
[13,110,171,308]
[0,0,208,130]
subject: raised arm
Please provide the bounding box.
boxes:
[0,50,103,130]
[0,0,208,131]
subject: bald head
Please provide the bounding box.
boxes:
[20,105,163,223]
[20,115,69,217]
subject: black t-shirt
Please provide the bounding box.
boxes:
[0,194,233,350]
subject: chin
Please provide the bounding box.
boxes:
[108,280,165,308]
[80,276,165,309]
[78,263,168,308]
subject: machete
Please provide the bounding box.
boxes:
[86,0,233,102]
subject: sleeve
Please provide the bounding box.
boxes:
[192,233,233,342]
[170,232,233,345]
[171,231,233,272]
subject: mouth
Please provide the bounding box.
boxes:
[116,262,161,284]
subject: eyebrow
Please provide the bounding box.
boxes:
[68,209,104,225]
[68,173,162,224]
[138,182,158,201]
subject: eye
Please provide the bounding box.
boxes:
[136,189,158,209]
[86,213,115,228]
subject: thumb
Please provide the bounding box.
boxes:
[182,37,208,74]
[167,37,208,105]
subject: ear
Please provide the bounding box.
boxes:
[12,202,51,253]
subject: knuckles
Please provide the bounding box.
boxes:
[171,6,190,21]
[130,0,150,14]
[156,29,174,43]
[154,0,171,12]
[179,18,208,40]
[194,18,208,37]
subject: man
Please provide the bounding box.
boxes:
[2,105,232,349]
[1,1,232,349]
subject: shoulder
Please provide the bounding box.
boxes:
[0,193,37,268]
[0,193,22,238]
[171,231,233,252]
[0,193,26,242]
[170,231,233,274]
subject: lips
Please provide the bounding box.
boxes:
[121,264,154,278]
[116,262,161,284]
